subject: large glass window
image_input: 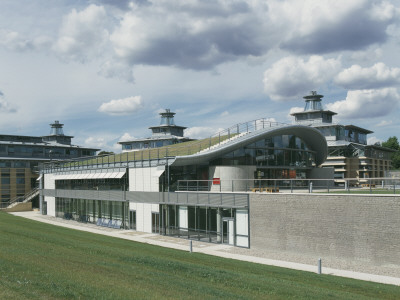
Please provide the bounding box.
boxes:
[210,135,316,169]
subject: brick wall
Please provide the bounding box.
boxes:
[250,193,400,265]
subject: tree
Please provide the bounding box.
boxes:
[392,152,400,169]
[382,136,400,169]
[382,136,399,150]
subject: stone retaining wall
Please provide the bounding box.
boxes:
[250,193,400,266]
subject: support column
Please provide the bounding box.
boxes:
[217,208,222,242]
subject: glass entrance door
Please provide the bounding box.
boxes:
[222,218,234,245]
[152,212,160,233]
[129,210,136,230]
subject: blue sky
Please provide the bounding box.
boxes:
[0,0,400,151]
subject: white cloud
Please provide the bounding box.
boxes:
[278,0,397,54]
[349,48,383,62]
[185,126,221,139]
[220,111,229,117]
[289,107,303,114]
[53,5,109,62]
[109,1,276,71]
[84,136,107,149]
[119,132,135,142]
[325,88,400,119]
[0,92,17,113]
[0,29,32,51]
[98,96,143,115]
[376,120,393,127]
[263,55,341,101]
[335,63,400,90]
[98,60,135,83]
[367,136,382,145]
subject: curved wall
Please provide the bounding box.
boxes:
[209,165,256,192]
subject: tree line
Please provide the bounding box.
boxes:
[379,136,400,169]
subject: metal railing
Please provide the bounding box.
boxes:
[40,118,288,173]
[0,188,39,209]
[177,177,400,195]
[41,189,249,208]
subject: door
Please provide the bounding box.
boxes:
[129,210,136,230]
[222,218,234,245]
[152,212,160,233]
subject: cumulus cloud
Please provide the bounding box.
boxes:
[289,107,303,114]
[98,96,143,115]
[0,29,33,51]
[279,0,397,54]
[98,60,135,83]
[325,88,400,119]
[335,63,400,90]
[367,136,382,145]
[119,132,135,142]
[109,1,276,70]
[263,55,341,101]
[376,120,393,127]
[185,126,222,139]
[53,5,109,62]
[0,91,17,113]
[84,136,107,149]
[93,0,149,9]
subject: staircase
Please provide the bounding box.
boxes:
[1,188,39,211]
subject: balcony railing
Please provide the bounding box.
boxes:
[176,177,400,195]
[40,118,289,173]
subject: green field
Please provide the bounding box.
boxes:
[1,212,399,299]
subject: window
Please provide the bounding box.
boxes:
[1,178,10,184]
[15,162,27,168]
[0,161,11,167]
[16,178,25,184]
[1,194,10,202]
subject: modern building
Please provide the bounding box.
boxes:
[37,108,400,271]
[0,121,99,207]
[40,117,328,247]
[119,109,193,152]
[291,91,394,185]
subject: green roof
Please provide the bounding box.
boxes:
[62,134,235,168]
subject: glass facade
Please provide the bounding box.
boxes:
[165,135,316,190]
[53,176,128,227]
[55,198,128,228]
[55,177,127,191]
[161,204,248,246]
[209,135,315,169]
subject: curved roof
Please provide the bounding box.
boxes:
[171,124,328,167]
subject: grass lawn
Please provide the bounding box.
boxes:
[1,212,399,299]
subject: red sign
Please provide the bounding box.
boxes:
[213,178,220,185]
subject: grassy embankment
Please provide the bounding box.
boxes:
[1,212,399,299]
[58,134,235,169]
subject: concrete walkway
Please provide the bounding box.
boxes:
[10,211,400,287]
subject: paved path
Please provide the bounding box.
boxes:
[10,211,400,287]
